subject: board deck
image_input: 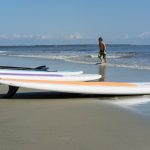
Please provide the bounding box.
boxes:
[0,69,83,76]
[0,77,150,95]
[0,74,101,81]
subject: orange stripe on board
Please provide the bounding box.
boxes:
[0,78,136,87]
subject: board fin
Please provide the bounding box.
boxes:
[3,86,19,98]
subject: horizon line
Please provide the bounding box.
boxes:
[0,43,150,47]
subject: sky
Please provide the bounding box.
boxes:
[0,0,150,45]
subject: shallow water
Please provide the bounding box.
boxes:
[109,95,150,117]
[0,44,150,70]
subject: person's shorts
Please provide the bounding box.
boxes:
[98,52,106,59]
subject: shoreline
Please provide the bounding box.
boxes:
[0,55,150,82]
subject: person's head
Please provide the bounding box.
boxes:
[98,37,103,42]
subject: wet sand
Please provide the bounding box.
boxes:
[0,88,150,150]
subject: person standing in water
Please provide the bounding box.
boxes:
[98,37,107,63]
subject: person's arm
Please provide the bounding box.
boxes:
[101,42,106,51]
[99,42,101,51]
[103,42,106,51]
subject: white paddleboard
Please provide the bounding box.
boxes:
[0,78,150,95]
[0,69,83,76]
[0,74,101,81]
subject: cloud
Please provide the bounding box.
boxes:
[0,34,10,39]
[124,34,130,39]
[0,34,34,40]
[138,32,150,38]
[120,32,150,40]
[0,33,86,40]
[0,34,52,40]
[64,33,83,40]
[108,32,150,44]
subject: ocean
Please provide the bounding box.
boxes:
[0,44,150,70]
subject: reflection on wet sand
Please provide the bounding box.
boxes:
[99,64,106,81]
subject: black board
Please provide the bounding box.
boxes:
[0,65,49,71]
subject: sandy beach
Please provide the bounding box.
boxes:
[0,64,150,150]
[1,91,150,150]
